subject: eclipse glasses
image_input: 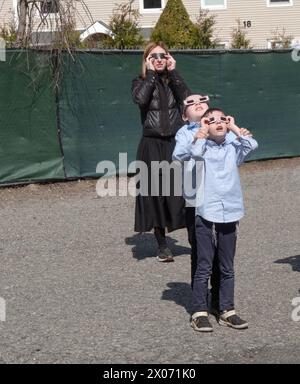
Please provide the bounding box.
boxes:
[206,116,228,124]
[150,53,167,60]
[183,96,210,106]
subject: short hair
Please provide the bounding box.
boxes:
[202,107,225,118]
[182,95,210,117]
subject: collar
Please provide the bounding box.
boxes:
[186,121,201,130]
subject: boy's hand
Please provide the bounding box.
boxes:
[227,115,235,128]
[240,128,253,137]
[200,116,210,131]
[227,115,241,136]
[193,128,208,144]
[194,129,209,141]
[193,118,209,142]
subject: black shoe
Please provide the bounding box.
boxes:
[191,312,213,332]
[156,247,174,262]
[219,310,248,329]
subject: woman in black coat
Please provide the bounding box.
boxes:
[132,42,191,262]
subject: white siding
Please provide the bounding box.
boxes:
[75,0,162,30]
[184,0,300,47]
[0,0,16,26]
[77,0,300,47]
[1,0,299,47]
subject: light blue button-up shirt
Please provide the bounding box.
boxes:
[173,122,203,206]
[173,122,237,208]
[173,121,200,162]
[190,132,258,223]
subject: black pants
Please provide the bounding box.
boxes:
[191,216,238,313]
[185,208,220,304]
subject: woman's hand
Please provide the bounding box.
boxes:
[166,54,176,71]
[145,55,155,71]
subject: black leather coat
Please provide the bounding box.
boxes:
[132,69,191,138]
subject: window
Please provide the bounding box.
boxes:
[201,0,227,10]
[267,0,293,7]
[140,0,164,13]
[144,0,162,8]
[41,0,59,14]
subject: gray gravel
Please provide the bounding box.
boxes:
[0,157,299,364]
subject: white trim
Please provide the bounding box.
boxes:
[139,0,165,14]
[201,0,227,11]
[79,21,114,42]
[267,0,293,7]
[216,41,229,48]
[12,0,19,27]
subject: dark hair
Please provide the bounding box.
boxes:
[202,107,225,118]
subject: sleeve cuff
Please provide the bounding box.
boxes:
[145,70,156,83]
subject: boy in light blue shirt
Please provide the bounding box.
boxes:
[190,107,258,332]
[173,95,221,313]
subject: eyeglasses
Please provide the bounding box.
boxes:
[207,116,228,124]
[183,96,210,106]
[150,53,167,60]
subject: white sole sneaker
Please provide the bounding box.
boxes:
[191,322,213,332]
[218,318,248,329]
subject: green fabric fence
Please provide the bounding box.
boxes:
[0,49,299,185]
[0,50,65,184]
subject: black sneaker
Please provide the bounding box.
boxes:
[191,312,213,332]
[156,247,174,262]
[219,310,248,330]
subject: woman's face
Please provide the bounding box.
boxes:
[148,46,168,72]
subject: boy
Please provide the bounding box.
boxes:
[190,108,258,332]
[172,95,221,313]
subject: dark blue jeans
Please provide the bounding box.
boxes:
[191,216,238,313]
[185,207,220,304]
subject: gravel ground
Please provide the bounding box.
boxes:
[0,157,299,364]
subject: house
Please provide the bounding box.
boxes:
[1,1,300,48]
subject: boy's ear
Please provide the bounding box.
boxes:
[182,114,189,122]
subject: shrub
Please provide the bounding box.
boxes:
[193,8,218,49]
[270,27,293,49]
[151,0,196,49]
[231,19,252,49]
[0,17,17,48]
[105,0,144,49]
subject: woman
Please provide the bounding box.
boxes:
[132,42,191,262]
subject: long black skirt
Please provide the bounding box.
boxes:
[134,136,186,233]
